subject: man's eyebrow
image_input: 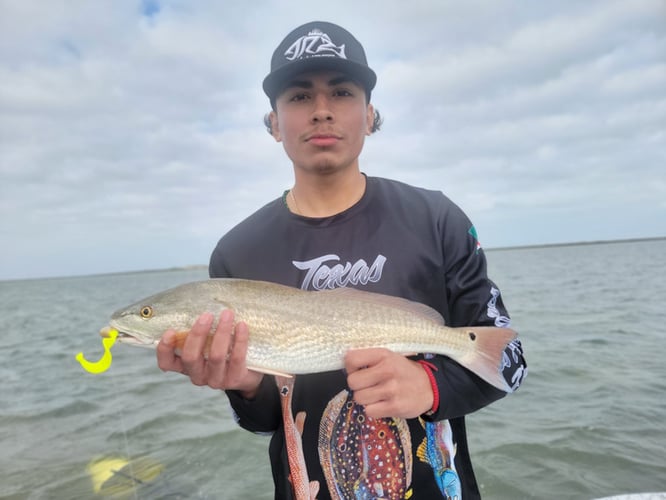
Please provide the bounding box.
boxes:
[284,79,313,90]
[282,75,358,91]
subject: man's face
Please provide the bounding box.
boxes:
[269,71,374,176]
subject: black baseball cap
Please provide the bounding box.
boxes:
[263,21,377,102]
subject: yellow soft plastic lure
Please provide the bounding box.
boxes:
[76,329,118,374]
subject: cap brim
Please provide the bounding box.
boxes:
[263,57,377,101]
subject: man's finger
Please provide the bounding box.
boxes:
[181,312,213,384]
[227,320,250,369]
[344,348,388,374]
[207,309,235,366]
[156,329,184,373]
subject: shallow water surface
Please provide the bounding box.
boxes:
[1,240,665,499]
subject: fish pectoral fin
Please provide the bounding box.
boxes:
[309,480,320,499]
[212,297,233,308]
[246,365,294,378]
[294,411,306,435]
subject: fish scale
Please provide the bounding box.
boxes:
[101,278,516,391]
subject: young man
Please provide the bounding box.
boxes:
[157,21,527,499]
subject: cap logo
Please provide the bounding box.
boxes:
[284,29,346,61]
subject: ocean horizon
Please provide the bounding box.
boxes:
[3,235,664,284]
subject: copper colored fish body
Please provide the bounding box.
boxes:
[101,278,516,391]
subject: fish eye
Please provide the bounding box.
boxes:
[140,306,154,318]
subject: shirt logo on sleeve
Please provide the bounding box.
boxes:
[488,287,511,327]
[468,225,482,253]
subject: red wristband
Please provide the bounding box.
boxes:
[417,360,439,416]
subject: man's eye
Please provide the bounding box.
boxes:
[290,93,309,102]
[334,89,353,97]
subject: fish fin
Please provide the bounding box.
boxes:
[171,331,189,349]
[211,296,233,307]
[170,331,218,359]
[416,438,431,465]
[247,365,294,378]
[461,326,517,392]
[322,287,445,325]
[170,330,198,358]
[294,411,307,436]
[309,480,320,499]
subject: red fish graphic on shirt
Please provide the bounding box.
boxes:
[319,389,413,499]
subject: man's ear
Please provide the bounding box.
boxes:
[366,104,375,136]
[269,111,281,142]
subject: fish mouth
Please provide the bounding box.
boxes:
[99,325,157,346]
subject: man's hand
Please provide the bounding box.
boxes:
[345,348,434,419]
[156,309,263,399]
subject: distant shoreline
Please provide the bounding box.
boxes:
[0,265,209,284]
[485,235,666,252]
[2,236,664,283]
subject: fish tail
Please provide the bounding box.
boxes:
[459,326,517,392]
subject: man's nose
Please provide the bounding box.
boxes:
[311,94,334,123]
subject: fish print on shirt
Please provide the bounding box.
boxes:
[416,419,461,499]
[318,389,413,499]
[276,376,319,500]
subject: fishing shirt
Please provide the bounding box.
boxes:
[209,175,527,500]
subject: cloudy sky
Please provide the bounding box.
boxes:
[1,0,664,280]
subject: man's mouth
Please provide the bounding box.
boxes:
[307,134,340,147]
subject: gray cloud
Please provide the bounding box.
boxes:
[1,0,664,279]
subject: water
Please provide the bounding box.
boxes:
[1,240,665,499]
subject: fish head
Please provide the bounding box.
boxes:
[99,281,225,347]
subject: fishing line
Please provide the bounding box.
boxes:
[108,368,188,499]
[114,378,141,500]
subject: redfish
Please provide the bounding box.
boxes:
[101,279,517,391]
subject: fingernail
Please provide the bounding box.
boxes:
[220,309,233,323]
[161,331,174,346]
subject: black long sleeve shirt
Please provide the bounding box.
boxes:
[210,176,527,499]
